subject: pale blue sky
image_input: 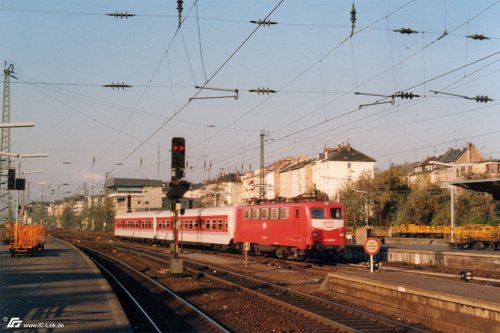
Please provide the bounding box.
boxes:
[1,0,499,200]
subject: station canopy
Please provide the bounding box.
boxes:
[451,178,500,200]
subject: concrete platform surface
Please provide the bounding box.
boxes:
[338,269,500,305]
[0,237,131,332]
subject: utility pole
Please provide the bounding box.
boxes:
[259,130,265,201]
[0,64,16,222]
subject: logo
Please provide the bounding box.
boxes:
[7,317,22,328]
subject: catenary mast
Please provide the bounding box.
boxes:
[0,64,15,222]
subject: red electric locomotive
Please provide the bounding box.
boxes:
[234,201,346,260]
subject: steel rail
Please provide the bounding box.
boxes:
[82,245,231,333]
[107,242,431,333]
[90,258,163,333]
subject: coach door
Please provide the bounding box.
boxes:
[292,206,303,246]
[196,209,203,244]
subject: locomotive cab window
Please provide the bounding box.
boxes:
[330,208,342,219]
[244,209,251,219]
[311,208,325,219]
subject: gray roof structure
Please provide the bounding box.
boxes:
[104,177,163,190]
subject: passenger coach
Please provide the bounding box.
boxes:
[114,201,346,260]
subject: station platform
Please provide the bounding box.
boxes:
[321,268,500,333]
[0,237,131,332]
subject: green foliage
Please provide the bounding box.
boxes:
[339,164,498,227]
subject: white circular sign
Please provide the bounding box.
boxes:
[364,237,381,255]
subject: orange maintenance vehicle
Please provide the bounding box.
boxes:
[9,224,45,257]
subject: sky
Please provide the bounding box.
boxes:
[1,0,499,201]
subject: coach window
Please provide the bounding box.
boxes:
[280,207,289,219]
[218,219,223,230]
[270,208,279,219]
[244,209,251,219]
[252,208,260,219]
[261,208,269,219]
[311,208,325,219]
[330,208,342,219]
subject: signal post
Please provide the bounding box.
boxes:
[168,137,189,275]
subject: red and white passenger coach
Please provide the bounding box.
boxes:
[114,201,346,260]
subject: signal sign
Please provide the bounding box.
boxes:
[171,137,185,171]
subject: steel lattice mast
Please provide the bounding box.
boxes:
[0,64,14,222]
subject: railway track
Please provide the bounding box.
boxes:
[88,240,432,333]
[81,244,230,333]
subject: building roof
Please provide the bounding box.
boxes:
[104,177,163,189]
[324,145,376,163]
[439,147,464,164]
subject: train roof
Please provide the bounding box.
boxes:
[115,206,237,219]
[237,201,344,208]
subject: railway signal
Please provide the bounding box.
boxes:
[171,137,185,180]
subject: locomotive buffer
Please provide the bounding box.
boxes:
[168,137,190,274]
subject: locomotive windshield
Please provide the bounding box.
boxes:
[311,208,342,219]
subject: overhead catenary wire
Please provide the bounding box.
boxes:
[204,0,417,157]
[102,1,199,163]
[110,0,286,173]
[210,48,500,170]
[11,2,499,182]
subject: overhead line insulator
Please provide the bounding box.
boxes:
[430,90,493,103]
[177,0,183,28]
[250,19,277,27]
[106,11,136,19]
[466,34,490,41]
[393,27,419,34]
[396,92,420,99]
[472,95,493,103]
[350,3,357,37]
[102,82,133,90]
[249,87,276,95]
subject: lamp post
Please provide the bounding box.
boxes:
[429,161,473,243]
[21,170,45,223]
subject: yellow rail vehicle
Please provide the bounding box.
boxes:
[9,224,45,257]
[369,224,499,250]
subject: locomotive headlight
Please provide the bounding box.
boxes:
[312,232,319,237]
[339,232,345,237]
